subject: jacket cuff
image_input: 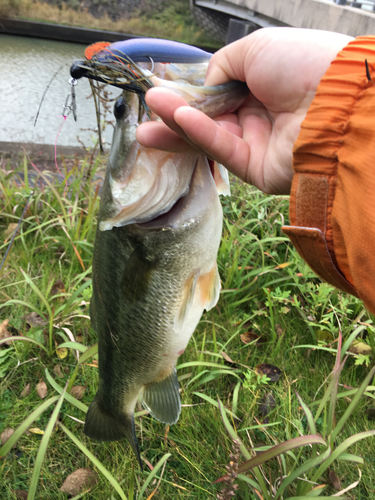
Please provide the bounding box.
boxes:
[282,36,375,301]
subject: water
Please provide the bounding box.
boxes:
[0,34,117,148]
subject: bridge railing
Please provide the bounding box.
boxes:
[331,0,375,12]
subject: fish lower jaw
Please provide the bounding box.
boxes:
[99,219,115,231]
[137,216,199,231]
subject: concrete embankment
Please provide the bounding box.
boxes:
[0,18,140,45]
[0,18,215,51]
[0,141,105,171]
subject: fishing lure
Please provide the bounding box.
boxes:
[67,38,213,149]
[70,38,212,99]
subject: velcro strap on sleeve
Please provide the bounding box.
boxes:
[282,225,358,296]
[282,171,358,296]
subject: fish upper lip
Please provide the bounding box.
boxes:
[69,60,152,94]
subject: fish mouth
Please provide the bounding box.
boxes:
[100,156,228,232]
[135,183,193,231]
[137,158,215,231]
[70,60,152,94]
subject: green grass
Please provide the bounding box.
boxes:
[1,156,375,498]
[0,0,222,49]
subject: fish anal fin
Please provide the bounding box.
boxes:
[84,394,142,470]
[197,263,221,311]
[175,272,199,330]
[142,367,181,425]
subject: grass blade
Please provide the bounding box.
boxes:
[77,343,98,365]
[194,392,240,420]
[314,360,345,424]
[330,365,375,443]
[0,396,59,457]
[59,422,128,500]
[177,361,227,370]
[194,369,242,387]
[311,430,375,482]
[20,268,52,318]
[336,453,364,465]
[128,465,134,500]
[295,391,316,435]
[57,342,98,365]
[217,398,251,460]
[62,278,92,314]
[28,384,67,499]
[310,386,375,407]
[137,453,171,499]
[45,368,88,413]
[238,435,326,473]
[341,325,367,359]
[232,381,241,416]
[237,474,261,491]
[275,447,331,500]
[0,335,48,353]
[0,300,47,324]
[217,399,270,498]
[57,341,92,353]
[288,497,349,499]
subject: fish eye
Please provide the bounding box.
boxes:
[114,97,127,119]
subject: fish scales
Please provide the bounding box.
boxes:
[76,39,249,469]
[88,144,222,465]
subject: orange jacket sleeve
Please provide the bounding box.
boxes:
[282,37,375,313]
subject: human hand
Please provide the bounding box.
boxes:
[136,28,352,194]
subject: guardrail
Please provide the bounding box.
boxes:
[331,0,375,11]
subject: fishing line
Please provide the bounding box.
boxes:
[53,77,78,197]
[90,80,104,154]
[54,116,69,196]
[34,63,65,126]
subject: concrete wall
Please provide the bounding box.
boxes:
[227,0,375,37]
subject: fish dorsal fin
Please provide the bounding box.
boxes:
[175,272,199,331]
[197,263,221,312]
[142,367,181,424]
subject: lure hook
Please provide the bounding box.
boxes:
[147,56,155,74]
[62,77,78,121]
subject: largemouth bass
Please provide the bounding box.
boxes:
[71,39,249,468]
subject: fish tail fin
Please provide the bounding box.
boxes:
[84,394,142,471]
[142,368,181,425]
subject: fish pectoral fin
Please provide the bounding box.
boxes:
[212,161,231,197]
[198,263,221,312]
[84,394,143,470]
[141,367,181,425]
[175,272,199,330]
